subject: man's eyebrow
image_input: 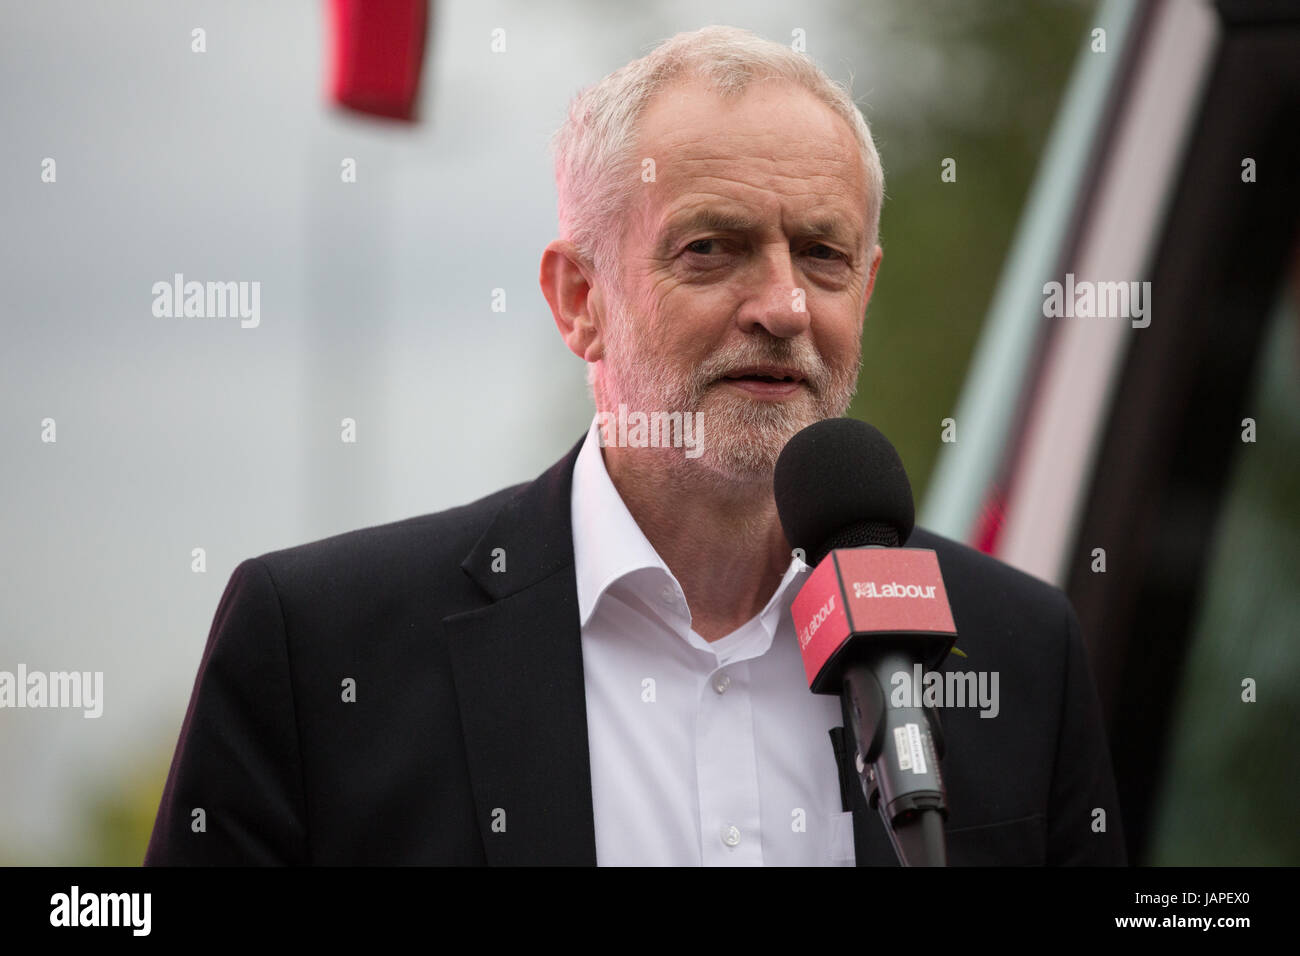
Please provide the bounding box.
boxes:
[656,208,861,254]
[800,217,861,247]
[657,209,762,252]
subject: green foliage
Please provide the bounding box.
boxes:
[848,0,1096,499]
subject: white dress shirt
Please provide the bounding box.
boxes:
[571,416,856,866]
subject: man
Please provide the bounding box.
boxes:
[145,26,1125,866]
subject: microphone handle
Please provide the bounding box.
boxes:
[841,655,949,866]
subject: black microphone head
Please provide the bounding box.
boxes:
[774,418,915,566]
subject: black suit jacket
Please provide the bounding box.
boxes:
[144,434,1126,866]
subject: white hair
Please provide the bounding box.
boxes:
[549,25,885,291]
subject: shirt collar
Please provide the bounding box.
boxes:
[570,415,809,640]
[571,416,674,628]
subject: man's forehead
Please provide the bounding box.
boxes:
[638,78,860,164]
[632,79,869,252]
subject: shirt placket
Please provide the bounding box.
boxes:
[695,656,763,865]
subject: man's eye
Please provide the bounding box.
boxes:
[805,243,843,261]
[685,238,722,255]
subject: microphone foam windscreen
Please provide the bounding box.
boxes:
[774,418,915,564]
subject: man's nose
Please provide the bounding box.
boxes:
[735,245,812,338]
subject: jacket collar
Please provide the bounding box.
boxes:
[460,434,586,600]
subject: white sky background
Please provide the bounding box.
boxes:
[0,0,934,861]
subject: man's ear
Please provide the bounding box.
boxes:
[860,244,884,327]
[540,239,605,362]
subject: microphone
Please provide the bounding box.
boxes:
[775,418,957,866]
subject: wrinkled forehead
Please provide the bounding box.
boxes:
[629,77,870,251]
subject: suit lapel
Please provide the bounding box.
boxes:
[443,436,597,865]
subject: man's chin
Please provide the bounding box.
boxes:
[702,383,821,428]
[688,388,823,482]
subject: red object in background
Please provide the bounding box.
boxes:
[971,484,1007,556]
[327,0,429,121]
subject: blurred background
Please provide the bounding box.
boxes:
[1,0,1296,865]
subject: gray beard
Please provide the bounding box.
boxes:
[591,293,862,484]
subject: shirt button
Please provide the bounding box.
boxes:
[712,673,731,694]
[722,825,741,847]
[659,585,675,605]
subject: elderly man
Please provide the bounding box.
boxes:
[145,26,1125,866]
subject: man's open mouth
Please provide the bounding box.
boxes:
[720,367,805,384]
